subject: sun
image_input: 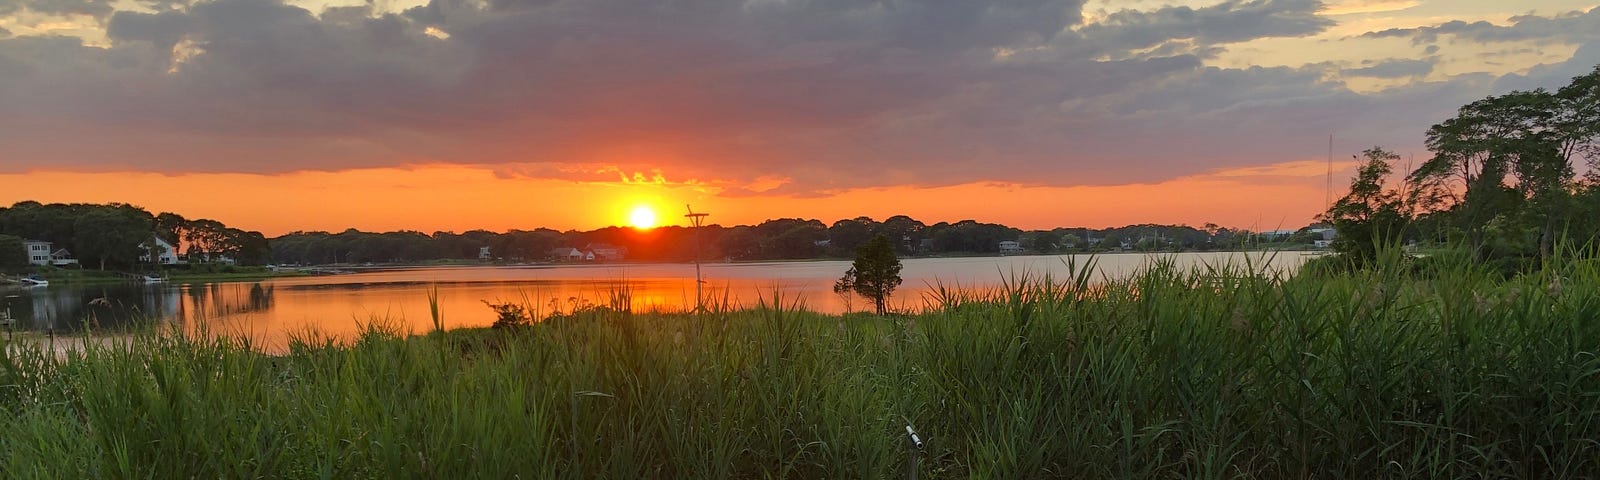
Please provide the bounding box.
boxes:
[628,205,658,230]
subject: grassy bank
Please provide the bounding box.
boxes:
[164,270,308,283]
[2,255,1599,478]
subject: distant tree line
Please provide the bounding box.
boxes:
[1324,64,1600,273]
[267,215,1302,266]
[0,201,270,272]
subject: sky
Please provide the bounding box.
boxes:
[2,0,1599,236]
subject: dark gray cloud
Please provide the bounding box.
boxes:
[0,0,117,18]
[1078,0,1332,58]
[1346,58,1434,78]
[1360,7,1599,45]
[1493,40,1600,92]
[0,0,1590,194]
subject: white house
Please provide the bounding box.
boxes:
[49,248,78,267]
[584,243,626,262]
[139,237,181,265]
[23,240,52,266]
[549,247,585,262]
[998,240,1023,255]
[478,246,492,261]
[1310,227,1336,248]
[1260,229,1297,240]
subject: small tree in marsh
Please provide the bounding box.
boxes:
[834,234,902,315]
[1323,147,1411,266]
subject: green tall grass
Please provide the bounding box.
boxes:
[3,253,1600,478]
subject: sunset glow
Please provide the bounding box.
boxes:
[629,205,659,230]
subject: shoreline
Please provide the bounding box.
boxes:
[312,247,1330,271]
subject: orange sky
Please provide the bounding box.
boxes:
[0,159,1358,236]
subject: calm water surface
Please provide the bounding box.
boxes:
[2,252,1313,350]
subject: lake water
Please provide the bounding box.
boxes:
[1,252,1314,350]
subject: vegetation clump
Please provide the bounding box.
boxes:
[834,234,903,315]
[1323,64,1600,273]
[4,254,1600,478]
[482,300,532,329]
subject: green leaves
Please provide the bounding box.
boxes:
[1325,147,1409,265]
[838,234,903,316]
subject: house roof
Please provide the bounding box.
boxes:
[141,236,174,248]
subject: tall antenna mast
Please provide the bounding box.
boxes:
[1326,134,1334,214]
[684,205,710,313]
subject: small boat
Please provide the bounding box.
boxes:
[141,275,167,284]
[19,276,48,288]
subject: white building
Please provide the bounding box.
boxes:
[139,237,181,265]
[49,248,78,267]
[23,240,52,266]
[1310,227,1336,248]
[998,240,1023,255]
[549,247,585,262]
[478,246,492,261]
[584,243,626,262]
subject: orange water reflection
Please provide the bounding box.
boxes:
[7,253,1315,352]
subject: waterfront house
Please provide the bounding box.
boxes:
[1307,227,1336,248]
[138,237,181,265]
[998,240,1023,255]
[584,243,627,262]
[549,247,585,262]
[23,240,52,266]
[49,248,79,267]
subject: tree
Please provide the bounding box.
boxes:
[0,234,27,273]
[826,217,878,255]
[154,212,188,254]
[73,205,154,270]
[833,234,903,316]
[1408,66,1600,262]
[183,218,231,261]
[1324,147,1410,265]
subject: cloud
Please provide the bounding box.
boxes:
[0,0,1595,196]
[1080,0,1334,56]
[1360,7,1600,45]
[1320,0,1418,16]
[1345,57,1434,78]
[0,0,117,18]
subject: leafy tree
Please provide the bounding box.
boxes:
[74,205,154,270]
[183,218,232,261]
[1324,147,1410,265]
[0,234,27,273]
[827,217,878,255]
[0,201,81,249]
[879,215,926,254]
[1554,65,1600,177]
[154,212,187,254]
[1019,231,1058,253]
[228,229,271,266]
[833,235,903,316]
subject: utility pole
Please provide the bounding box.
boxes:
[685,205,709,313]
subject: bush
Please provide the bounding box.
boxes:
[482,301,531,329]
